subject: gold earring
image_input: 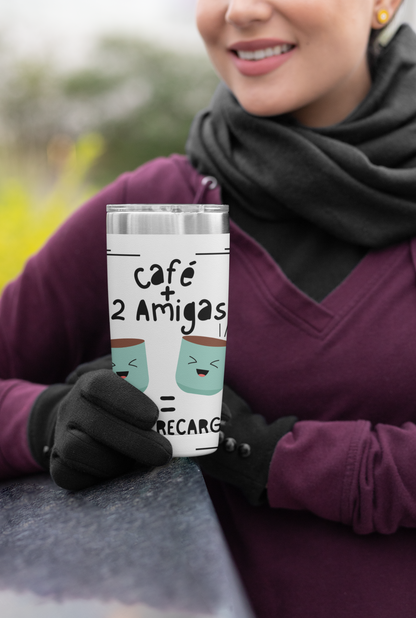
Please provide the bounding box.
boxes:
[377,8,390,24]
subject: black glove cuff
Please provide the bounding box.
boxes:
[28,383,72,470]
[272,415,298,445]
[243,414,298,506]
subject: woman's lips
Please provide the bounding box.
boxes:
[228,39,295,77]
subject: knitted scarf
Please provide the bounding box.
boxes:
[187,25,416,249]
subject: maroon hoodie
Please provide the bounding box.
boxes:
[2,155,416,618]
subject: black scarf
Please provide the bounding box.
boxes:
[187,25,416,297]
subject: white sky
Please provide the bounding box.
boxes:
[0,0,205,65]
[0,0,414,66]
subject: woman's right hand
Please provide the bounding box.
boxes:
[28,357,172,490]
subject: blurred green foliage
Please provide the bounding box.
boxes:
[0,36,219,291]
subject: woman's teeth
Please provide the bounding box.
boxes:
[236,44,293,61]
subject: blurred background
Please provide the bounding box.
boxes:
[0,0,415,291]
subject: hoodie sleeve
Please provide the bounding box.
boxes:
[268,418,416,534]
[0,174,128,477]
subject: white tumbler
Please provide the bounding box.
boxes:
[106,204,230,457]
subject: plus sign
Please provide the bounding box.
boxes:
[160,286,175,302]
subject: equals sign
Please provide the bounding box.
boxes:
[160,396,175,412]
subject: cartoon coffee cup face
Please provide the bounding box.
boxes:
[111,338,149,392]
[175,336,227,396]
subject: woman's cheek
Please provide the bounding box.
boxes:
[196,1,224,45]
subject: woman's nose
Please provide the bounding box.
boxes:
[225,0,273,27]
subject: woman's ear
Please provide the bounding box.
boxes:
[371,0,403,30]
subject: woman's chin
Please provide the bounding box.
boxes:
[232,93,287,118]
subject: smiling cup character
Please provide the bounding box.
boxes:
[175,335,227,396]
[111,338,149,392]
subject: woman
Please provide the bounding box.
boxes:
[1,0,415,616]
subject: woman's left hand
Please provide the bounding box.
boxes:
[194,385,297,505]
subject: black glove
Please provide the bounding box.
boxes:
[28,356,172,490]
[195,385,297,506]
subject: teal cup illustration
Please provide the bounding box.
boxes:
[176,336,227,396]
[111,338,149,392]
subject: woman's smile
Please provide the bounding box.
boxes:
[228,38,296,76]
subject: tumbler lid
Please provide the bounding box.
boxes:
[106,204,229,235]
[106,204,228,213]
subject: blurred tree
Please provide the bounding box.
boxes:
[0,35,219,290]
[0,36,219,186]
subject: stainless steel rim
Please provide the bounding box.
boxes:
[107,204,229,235]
